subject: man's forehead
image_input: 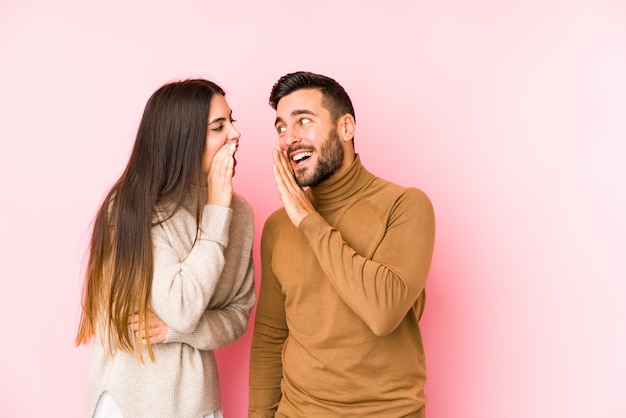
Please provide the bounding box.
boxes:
[277,89,327,117]
[280,89,323,106]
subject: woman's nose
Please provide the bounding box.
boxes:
[228,125,241,142]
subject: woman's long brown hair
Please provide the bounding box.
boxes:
[75,79,225,362]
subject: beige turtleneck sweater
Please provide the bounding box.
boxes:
[249,155,435,417]
[87,191,255,418]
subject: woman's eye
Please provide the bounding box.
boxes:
[211,124,224,132]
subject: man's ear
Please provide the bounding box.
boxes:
[340,114,355,142]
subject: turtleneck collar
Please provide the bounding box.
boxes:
[308,154,374,208]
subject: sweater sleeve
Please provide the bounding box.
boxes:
[249,216,288,417]
[150,204,232,334]
[299,188,435,336]
[165,251,255,350]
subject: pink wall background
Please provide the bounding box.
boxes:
[1,0,625,416]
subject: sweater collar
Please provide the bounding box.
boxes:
[308,154,374,207]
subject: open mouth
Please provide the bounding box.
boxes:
[292,151,312,165]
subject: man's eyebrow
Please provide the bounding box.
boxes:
[274,109,317,126]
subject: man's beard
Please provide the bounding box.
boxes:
[292,128,344,188]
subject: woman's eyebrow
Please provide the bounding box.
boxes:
[209,116,227,125]
[209,111,233,125]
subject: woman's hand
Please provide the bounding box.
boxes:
[128,311,169,345]
[207,142,236,207]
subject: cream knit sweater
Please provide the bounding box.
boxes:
[86,191,255,418]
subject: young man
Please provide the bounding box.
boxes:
[249,71,435,417]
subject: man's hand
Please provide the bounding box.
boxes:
[273,147,315,227]
[128,311,169,345]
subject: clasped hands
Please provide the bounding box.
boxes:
[128,311,168,345]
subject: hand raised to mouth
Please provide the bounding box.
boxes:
[207,142,236,208]
[273,146,315,227]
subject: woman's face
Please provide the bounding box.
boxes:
[201,94,240,183]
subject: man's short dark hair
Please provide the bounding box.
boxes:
[269,71,356,123]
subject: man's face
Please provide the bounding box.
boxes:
[274,89,344,188]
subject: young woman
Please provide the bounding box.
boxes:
[76,79,255,418]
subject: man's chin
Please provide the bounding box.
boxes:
[293,169,311,188]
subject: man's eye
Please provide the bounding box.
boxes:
[299,118,311,125]
[277,126,286,134]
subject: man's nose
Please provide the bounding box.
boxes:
[281,127,300,149]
